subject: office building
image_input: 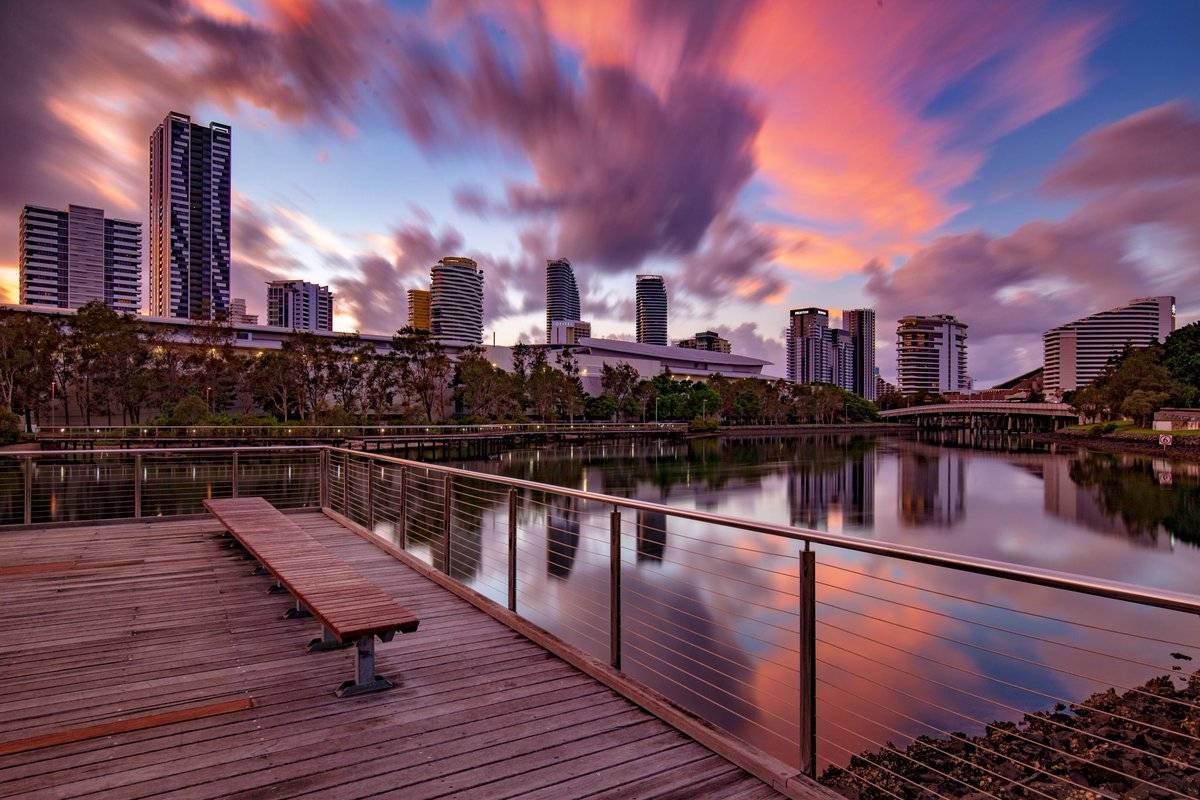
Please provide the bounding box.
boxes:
[148,111,232,320]
[635,275,668,346]
[876,375,898,398]
[786,308,831,384]
[896,314,968,394]
[430,257,484,343]
[677,330,732,353]
[267,280,333,331]
[229,297,258,325]
[545,259,582,343]
[842,308,877,400]
[829,328,856,392]
[407,288,431,331]
[550,319,592,346]
[1043,297,1175,393]
[18,204,140,312]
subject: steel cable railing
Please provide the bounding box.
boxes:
[4,443,1198,800]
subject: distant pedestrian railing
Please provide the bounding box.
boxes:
[36,422,686,441]
[1,444,1197,800]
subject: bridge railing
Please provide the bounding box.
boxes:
[2,444,1196,799]
[36,422,686,440]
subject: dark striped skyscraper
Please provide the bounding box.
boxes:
[149,111,231,320]
[842,308,877,400]
[786,307,830,384]
[430,257,484,343]
[635,274,668,346]
[18,204,140,312]
[545,258,581,343]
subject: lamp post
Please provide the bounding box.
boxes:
[206,386,212,412]
[655,396,659,423]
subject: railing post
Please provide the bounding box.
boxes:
[319,449,329,509]
[507,488,518,612]
[22,456,33,526]
[134,454,143,518]
[610,505,621,670]
[398,467,407,549]
[366,461,375,532]
[342,451,350,513]
[441,474,453,573]
[230,450,239,498]
[799,543,817,778]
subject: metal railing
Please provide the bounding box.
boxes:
[3,444,1198,798]
[37,422,687,440]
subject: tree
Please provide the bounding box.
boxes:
[1163,322,1200,394]
[555,350,585,423]
[392,327,452,422]
[248,350,301,421]
[456,345,519,420]
[527,362,564,421]
[328,336,376,417]
[1120,389,1170,428]
[0,310,61,430]
[600,363,640,420]
[284,333,337,421]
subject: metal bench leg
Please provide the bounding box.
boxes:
[335,635,393,698]
[307,626,351,652]
[284,598,311,619]
[268,579,287,594]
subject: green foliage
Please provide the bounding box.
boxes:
[1071,340,1191,423]
[1163,321,1200,390]
[0,409,21,444]
[168,395,209,426]
[688,415,720,433]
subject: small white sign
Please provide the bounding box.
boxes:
[1159,434,1174,448]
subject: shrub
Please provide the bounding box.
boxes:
[688,415,720,433]
[0,409,21,444]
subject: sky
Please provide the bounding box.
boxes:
[1,0,1198,385]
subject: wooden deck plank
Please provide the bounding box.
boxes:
[0,513,796,800]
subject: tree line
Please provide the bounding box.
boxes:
[0,302,879,435]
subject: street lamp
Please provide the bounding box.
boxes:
[654,396,660,423]
[206,386,212,412]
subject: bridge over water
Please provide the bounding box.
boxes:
[879,401,1079,431]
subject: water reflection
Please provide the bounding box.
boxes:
[451,434,1200,771]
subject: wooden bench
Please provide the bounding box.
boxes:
[203,497,420,697]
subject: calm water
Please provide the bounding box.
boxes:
[440,433,1200,772]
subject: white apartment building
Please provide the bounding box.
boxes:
[1043,296,1175,393]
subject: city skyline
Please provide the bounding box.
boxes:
[1,2,1198,383]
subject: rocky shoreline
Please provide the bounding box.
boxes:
[1034,431,1200,464]
[820,671,1200,799]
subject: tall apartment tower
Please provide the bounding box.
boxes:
[829,328,857,392]
[266,280,334,331]
[430,257,484,343]
[545,258,582,343]
[148,111,232,320]
[1043,297,1175,394]
[19,204,140,313]
[635,275,668,346]
[407,288,431,331]
[896,314,968,394]
[786,308,831,384]
[228,297,258,325]
[842,308,877,400]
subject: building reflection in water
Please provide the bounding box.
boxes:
[897,447,965,527]
[786,446,876,530]
[546,496,580,579]
[637,509,667,563]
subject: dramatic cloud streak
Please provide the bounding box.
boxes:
[866,103,1200,385]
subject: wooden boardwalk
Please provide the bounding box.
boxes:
[0,513,790,799]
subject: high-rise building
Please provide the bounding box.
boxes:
[430,257,484,343]
[148,111,232,320]
[896,314,968,394]
[635,275,668,346]
[786,308,831,384]
[677,330,732,353]
[1043,297,1175,394]
[407,288,431,331]
[229,297,258,325]
[267,280,334,331]
[550,319,592,346]
[545,258,582,343]
[842,308,877,400]
[19,204,140,312]
[829,328,856,392]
